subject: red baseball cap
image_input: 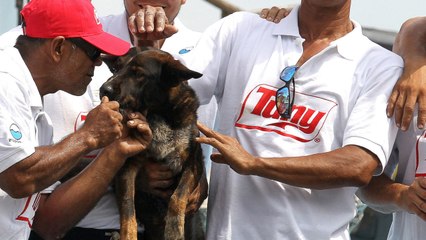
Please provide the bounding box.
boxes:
[20,0,130,56]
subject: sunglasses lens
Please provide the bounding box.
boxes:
[276,66,297,119]
[280,66,297,82]
[90,50,101,61]
[276,86,291,118]
[69,38,101,62]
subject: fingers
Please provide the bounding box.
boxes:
[196,122,224,150]
[128,5,177,43]
[126,112,150,134]
[417,94,426,129]
[101,95,109,103]
[411,178,426,220]
[393,89,407,129]
[400,95,416,131]
[276,8,290,20]
[154,9,167,32]
[197,122,219,139]
[128,14,138,34]
[140,161,176,199]
[100,96,120,112]
[210,152,225,164]
[387,63,426,131]
[386,88,398,118]
[163,25,179,38]
[136,10,147,32]
[260,7,289,23]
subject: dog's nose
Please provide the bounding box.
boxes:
[99,84,115,100]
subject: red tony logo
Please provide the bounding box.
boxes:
[235,84,337,142]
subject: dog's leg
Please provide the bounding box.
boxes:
[164,168,194,240]
[115,162,140,240]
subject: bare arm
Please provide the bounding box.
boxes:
[196,122,379,189]
[357,174,426,221]
[31,113,152,240]
[0,97,123,198]
[387,17,426,130]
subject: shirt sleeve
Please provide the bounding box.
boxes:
[343,54,403,175]
[0,73,36,173]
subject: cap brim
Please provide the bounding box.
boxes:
[82,32,130,56]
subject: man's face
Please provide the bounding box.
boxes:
[53,40,101,96]
[124,0,187,24]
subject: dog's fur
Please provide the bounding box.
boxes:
[100,47,207,240]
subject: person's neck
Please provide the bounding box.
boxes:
[295,1,353,66]
[298,1,353,42]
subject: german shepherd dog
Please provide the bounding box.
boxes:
[99,47,207,240]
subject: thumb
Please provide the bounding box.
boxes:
[101,96,110,103]
[210,153,225,164]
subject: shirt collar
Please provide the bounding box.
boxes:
[272,4,364,61]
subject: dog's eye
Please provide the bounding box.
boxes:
[111,67,118,73]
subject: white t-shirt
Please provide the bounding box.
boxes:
[181,6,403,240]
[384,112,426,240]
[0,47,56,240]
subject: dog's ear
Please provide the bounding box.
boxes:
[101,54,121,73]
[162,59,202,86]
[101,47,141,74]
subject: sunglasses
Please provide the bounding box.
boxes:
[68,38,101,62]
[276,66,298,119]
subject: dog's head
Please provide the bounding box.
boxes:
[99,47,202,116]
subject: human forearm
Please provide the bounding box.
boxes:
[386,17,426,130]
[0,98,125,198]
[32,147,127,240]
[252,145,379,189]
[196,122,380,189]
[0,130,96,198]
[356,174,405,213]
[393,17,426,61]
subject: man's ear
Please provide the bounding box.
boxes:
[50,36,67,62]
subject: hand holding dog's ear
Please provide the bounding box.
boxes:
[78,96,124,150]
[114,112,153,158]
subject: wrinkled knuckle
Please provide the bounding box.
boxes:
[405,105,415,113]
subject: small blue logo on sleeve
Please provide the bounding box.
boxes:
[179,47,194,54]
[10,124,22,140]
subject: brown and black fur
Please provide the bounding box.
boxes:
[100,47,207,240]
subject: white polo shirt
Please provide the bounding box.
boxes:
[384,112,426,240]
[182,5,403,240]
[0,47,55,240]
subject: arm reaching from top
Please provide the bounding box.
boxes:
[387,17,426,130]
